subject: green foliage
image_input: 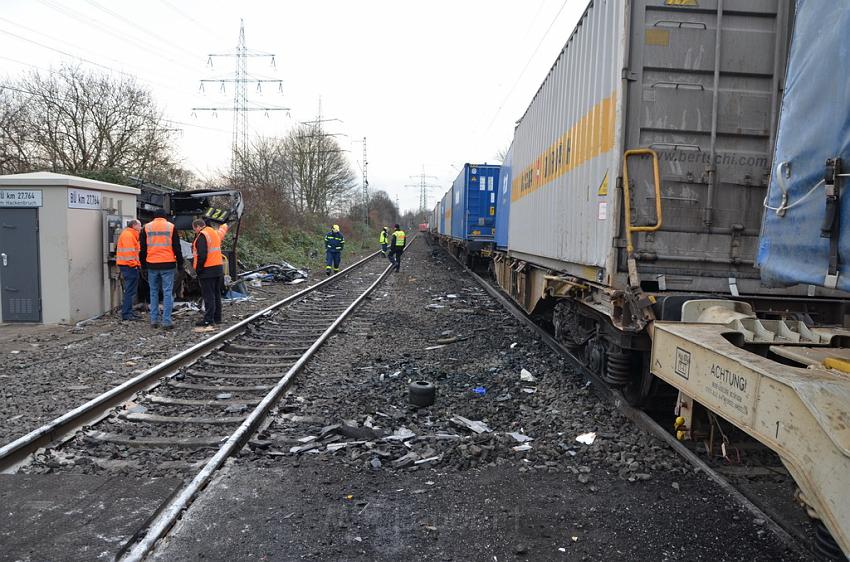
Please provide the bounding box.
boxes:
[235,213,378,272]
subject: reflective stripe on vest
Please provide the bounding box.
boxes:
[393,230,406,246]
[144,218,176,263]
[193,226,224,270]
[116,227,140,267]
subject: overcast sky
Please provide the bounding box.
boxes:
[0,0,587,213]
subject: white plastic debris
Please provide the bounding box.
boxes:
[384,427,416,441]
[446,294,459,299]
[508,432,533,443]
[521,387,537,394]
[325,441,365,452]
[512,444,533,452]
[449,415,492,434]
[510,342,518,349]
[520,368,537,383]
[575,432,597,445]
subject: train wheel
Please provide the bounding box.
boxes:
[621,351,658,407]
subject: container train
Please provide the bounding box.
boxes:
[432,0,850,556]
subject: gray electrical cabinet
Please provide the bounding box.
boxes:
[0,172,140,324]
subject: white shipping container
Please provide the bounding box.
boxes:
[507,0,791,295]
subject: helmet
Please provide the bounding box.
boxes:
[332,224,340,232]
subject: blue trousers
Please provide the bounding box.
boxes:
[325,250,341,274]
[119,266,139,319]
[147,268,175,326]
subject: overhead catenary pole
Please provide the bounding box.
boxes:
[361,137,368,225]
[192,19,288,178]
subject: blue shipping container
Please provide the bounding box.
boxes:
[450,164,499,241]
[496,145,513,249]
[757,0,850,292]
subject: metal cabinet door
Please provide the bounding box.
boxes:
[0,208,41,322]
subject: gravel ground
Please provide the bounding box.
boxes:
[153,237,810,561]
[0,276,312,447]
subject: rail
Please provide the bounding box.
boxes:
[431,236,806,558]
[0,250,385,473]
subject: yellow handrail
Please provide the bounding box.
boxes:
[622,148,663,254]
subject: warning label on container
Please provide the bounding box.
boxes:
[704,363,752,417]
[598,201,608,220]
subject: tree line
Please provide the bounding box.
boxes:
[0,64,402,229]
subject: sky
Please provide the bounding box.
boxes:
[0,0,588,214]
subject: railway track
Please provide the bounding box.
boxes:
[0,248,396,560]
[431,237,816,560]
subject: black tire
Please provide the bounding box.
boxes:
[409,380,436,408]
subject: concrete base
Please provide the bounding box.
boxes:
[0,474,181,561]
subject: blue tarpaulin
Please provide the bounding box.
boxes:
[757,0,850,291]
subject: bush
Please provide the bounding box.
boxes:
[234,212,379,272]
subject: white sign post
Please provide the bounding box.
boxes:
[0,189,42,208]
[68,188,101,210]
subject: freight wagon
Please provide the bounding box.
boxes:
[473,0,850,555]
[430,200,441,235]
[495,144,513,250]
[487,0,850,402]
[434,164,500,265]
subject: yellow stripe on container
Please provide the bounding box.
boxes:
[512,91,616,203]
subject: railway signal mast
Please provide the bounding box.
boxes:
[192,19,288,178]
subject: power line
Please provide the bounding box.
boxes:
[36,0,200,75]
[0,25,190,97]
[485,0,570,133]
[82,0,204,62]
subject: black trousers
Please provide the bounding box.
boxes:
[389,247,404,270]
[199,276,223,324]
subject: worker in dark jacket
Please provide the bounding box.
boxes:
[192,218,225,327]
[388,224,406,272]
[379,226,389,257]
[140,209,183,329]
[324,224,345,276]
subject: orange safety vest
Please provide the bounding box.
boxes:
[193,226,224,270]
[115,227,140,267]
[144,218,176,264]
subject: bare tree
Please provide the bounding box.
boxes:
[283,123,356,216]
[0,65,178,178]
[494,144,510,164]
[349,189,398,227]
[0,87,35,173]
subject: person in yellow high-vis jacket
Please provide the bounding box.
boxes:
[388,224,406,272]
[379,226,389,257]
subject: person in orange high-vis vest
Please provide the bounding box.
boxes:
[192,218,225,327]
[116,219,142,321]
[140,209,183,329]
